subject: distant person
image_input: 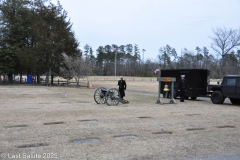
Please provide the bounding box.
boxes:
[118,76,127,99]
[178,75,187,102]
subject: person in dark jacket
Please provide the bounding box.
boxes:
[118,76,127,99]
[178,75,187,102]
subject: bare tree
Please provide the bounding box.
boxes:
[210,27,240,58]
[60,52,92,87]
[210,27,240,76]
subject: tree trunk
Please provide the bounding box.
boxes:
[45,75,49,84]
[20,72,22,83]
[49,68,51,86]
[51,75,54,85]
[37,74,40,84]
[8,73,13,83]
[75,76,79,87]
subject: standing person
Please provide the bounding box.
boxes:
[118,76,127,99]
[178,75,187,102]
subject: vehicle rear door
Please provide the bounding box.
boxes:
[236,77,240,98]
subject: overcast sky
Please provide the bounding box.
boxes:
[52,0,240,60]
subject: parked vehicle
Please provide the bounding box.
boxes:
[210,75,240,105]
[160,69,209,100]
[160,69,240,105]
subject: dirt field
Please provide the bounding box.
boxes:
[0,79,240,160]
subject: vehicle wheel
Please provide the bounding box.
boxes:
[94,87,107,104]
[191,97,197,100]
[105,88,120,106]
[230,98,240,105]
[211,91,224,104]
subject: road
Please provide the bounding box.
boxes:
[126,89,232,105]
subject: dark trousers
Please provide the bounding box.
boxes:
[119,88,125,98]
[179,89,185,102]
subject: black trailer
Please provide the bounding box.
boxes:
[160,69,210,100]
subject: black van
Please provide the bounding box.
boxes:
[160,69,209,99]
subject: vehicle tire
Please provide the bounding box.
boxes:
[105,88,120,106]
[94,87,107,104]
[230,98,240,105]
[211,91,224,104]
[191,97,197,100]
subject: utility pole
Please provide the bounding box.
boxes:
[112,45,117,76]
[142,49,146,63]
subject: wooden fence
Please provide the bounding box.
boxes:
[40,76,220,86]
[40,79,89,88]
[54,79,89,87]
[87,76,158,82]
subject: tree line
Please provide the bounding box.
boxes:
[0,0,80,83]
[86,40,240,79]
[1,0,240,85]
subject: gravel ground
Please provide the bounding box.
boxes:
[0,80,240,160]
